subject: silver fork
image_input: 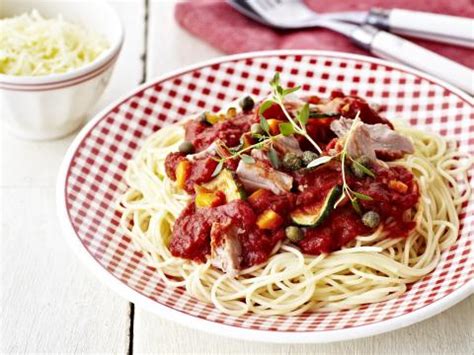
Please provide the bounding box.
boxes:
[231,0,473,95]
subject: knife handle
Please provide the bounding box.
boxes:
[367,8,474,49]
[351,25,473,95]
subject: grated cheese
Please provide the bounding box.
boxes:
[0,10,109,76]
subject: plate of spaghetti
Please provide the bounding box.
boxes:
[57,51,473,343]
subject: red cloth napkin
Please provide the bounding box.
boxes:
[175,0,474,69]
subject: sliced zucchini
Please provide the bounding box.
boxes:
[291,185,341,226]
[202,169,246,201]
[308,112,339,119]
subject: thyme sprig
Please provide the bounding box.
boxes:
[213,72,322,177]
[211,72,375,216]
[211,133,283,177]
[333,114,373,212]
[260,73,323,154]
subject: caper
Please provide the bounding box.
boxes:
[351,155,371,178]
[282,152,303,171]
[250,123,264,135]
[362,211,381,228]
[178,141,195,154]
[239,96,255,112]
[285,226,304,242]
[302,151,319,166]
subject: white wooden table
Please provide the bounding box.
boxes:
[1,1,472,353]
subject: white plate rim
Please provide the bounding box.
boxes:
[56,49,474,344]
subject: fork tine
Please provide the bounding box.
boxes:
[249,0,331,29]
[253,0,315,18]
[257,0,272,11]
[257,0,282,11]
[242,0,358,35]
[271,0,285,9]
[265,0,279,7]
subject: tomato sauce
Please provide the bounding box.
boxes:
[293,91,393,150]
[329,89,393,128]
[259,102,287,121]
[293,162,343,205]
[184,157,218,194]
[185,113,257,152]
[165,152,185,180]
[247,189,295,216]
[353,165,419,238]
[165,91,420,266]
[169,200,285,267]
[165,153,218,194]
[300,207,369,254]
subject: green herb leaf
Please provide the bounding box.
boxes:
[258,100,274,119]
[212,161,224,177]
[283,86,301,96]
[270,72,280,88]
[306,155,332,169]
[240,154,255,164]
[298,103,310,127]
[352,191,373,201]
[260,117,270,135]
[351,198,362,215]
[279,122,295,136]
[352,159,375,177]
[276,86,283,96]
[268,147,280,168]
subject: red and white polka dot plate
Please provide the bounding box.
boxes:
[57,51,473,343]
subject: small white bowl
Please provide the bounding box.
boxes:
[0,0,124,140]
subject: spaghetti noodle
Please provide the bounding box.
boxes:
[119,120,471,316]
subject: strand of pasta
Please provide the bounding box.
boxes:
[118,122,471,316]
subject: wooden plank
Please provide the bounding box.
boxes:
[146,0,222,79]
[95,0,146,111]
[0,187,130,353]
[0,0,145,352]
[133,296,472,354]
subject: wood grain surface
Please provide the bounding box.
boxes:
[1,1,472,354]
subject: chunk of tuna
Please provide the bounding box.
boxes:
[236,160,293,194]
[272,135,303,156]
[330,118,414,160]
[210,221,242,276]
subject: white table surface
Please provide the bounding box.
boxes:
[1,1,472,353]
